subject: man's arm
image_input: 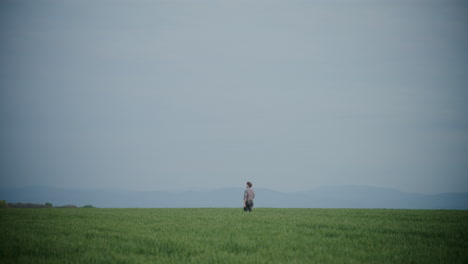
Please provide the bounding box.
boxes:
[243,190,247,207]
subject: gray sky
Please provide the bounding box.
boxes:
[1,0,467,194]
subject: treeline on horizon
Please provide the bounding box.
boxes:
[0,200,94,209]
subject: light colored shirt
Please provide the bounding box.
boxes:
[244,189,255,201]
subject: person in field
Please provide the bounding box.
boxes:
[243,181,255,212]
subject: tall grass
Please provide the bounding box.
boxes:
[1,208,467,263]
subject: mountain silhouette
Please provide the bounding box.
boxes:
[1,185,467,209]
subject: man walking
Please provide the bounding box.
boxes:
[243,181,255,212]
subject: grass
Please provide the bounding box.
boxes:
[1,208,467,263]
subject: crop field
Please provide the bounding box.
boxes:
[0,208,467,263]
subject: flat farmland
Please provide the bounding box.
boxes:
[1,208,467,263]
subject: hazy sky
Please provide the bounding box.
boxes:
[1,0,467,194]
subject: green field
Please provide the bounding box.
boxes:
[1,208,467,263]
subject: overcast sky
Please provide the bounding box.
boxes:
[1,0,467,194]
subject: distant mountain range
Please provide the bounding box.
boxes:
[1,185,467,210]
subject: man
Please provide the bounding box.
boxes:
[243,181,255,212]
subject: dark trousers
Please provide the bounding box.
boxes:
[244,200,254,212]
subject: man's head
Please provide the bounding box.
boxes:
[246,182,253,188]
